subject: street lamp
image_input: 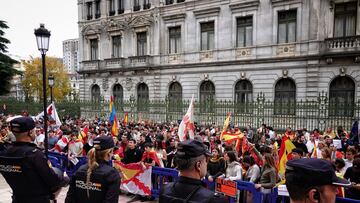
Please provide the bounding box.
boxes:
[34,23,51,158]
[48,75,54,103]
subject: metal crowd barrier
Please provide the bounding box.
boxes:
[47,153,360,203]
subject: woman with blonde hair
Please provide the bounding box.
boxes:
[321,147,332,162]
[65,136,120,203]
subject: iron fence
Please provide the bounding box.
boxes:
[1,92,359,131]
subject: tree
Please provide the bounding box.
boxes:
[22,56,71,102]
[0,20,20,95]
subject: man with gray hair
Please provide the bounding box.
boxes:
[160,139,226,203]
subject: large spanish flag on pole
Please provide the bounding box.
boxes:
[113,161,152,196]
[278,135,296,176]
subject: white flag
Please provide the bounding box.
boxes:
[36,102,62,127]
[178,94,195,142]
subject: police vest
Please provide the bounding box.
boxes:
[160,183,213,203]
[0,148,52,203]
[71,164,110,203]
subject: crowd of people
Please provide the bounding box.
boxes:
[1,112,360,201]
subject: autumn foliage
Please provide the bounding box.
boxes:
[21,56,71,102]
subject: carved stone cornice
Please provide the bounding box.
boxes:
[271,0,301,6]
[229,0,260,12]
[193,7,220,18]
[162,13,186,22]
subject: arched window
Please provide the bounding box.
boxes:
[91,85,101,102]
[235,80,253,113]
[329,76,355,116]
[137,83,149,111]
[113,84,123,104]
[169,82,182,112]
[200,81,215,113]
[274,78,296,115]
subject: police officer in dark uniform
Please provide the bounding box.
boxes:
[285,158,351,203]
[160,139,227,203]
[0,116,69,203]
[65,136,120,203]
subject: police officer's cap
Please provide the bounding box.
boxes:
[9,116,35,133]
[286,158,351,187]
[93,136,115,151]
[176,139,211,158]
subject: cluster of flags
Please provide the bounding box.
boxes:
[108,96,129,137]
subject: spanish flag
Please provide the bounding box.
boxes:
[77,125,89,144]
[221,130,244,153]
[109,96,119,136]
[123,112,129,126]
[278,135,296,176]
[220,112,231,140]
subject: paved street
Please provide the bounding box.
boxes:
[0,174,156,203]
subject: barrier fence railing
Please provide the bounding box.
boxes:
[48,152,360,203]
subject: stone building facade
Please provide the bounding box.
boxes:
[77,0,360,108]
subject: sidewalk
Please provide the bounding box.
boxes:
[0,174,157,203]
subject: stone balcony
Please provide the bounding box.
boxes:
[323,35,360,55]
[104,57,125,70]
[128,55,153,67]
[79,60,100,72]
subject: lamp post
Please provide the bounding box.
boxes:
[48,75,54,103]
[34,24,51,158]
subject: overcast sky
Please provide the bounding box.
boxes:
[0,0,78,59]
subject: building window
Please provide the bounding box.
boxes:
[169,26,181,54]
[118,0,124,14]
[90,39,98,60]
[329,76,355,116]
[137,83,149,111]
[237,16,253,47]
[112,35,121,58]
[113,84,123,104]
[143,0,151,9]
[95,0,101,19]
[91,85,101,102]
[134,0,140,11]
[165,0,174,5]
[137,32,147,56]
[234,80,253,114]
[334,2,357,37]
[109,0,115,16]
[278,10,297,44]
[87,2,93,20]
[200,81,215,113]
[274,78,296,115]
[168,82,182,112]
[201,22,215,51]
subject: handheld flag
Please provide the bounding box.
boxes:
[123,112,129,126]
[178,95,195,141]
[220,113,231,140]
[36,102,62,126]
[78,125,89,144]
[109,96,119,136]
[278,135,296,176]
[113,161,152,196]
